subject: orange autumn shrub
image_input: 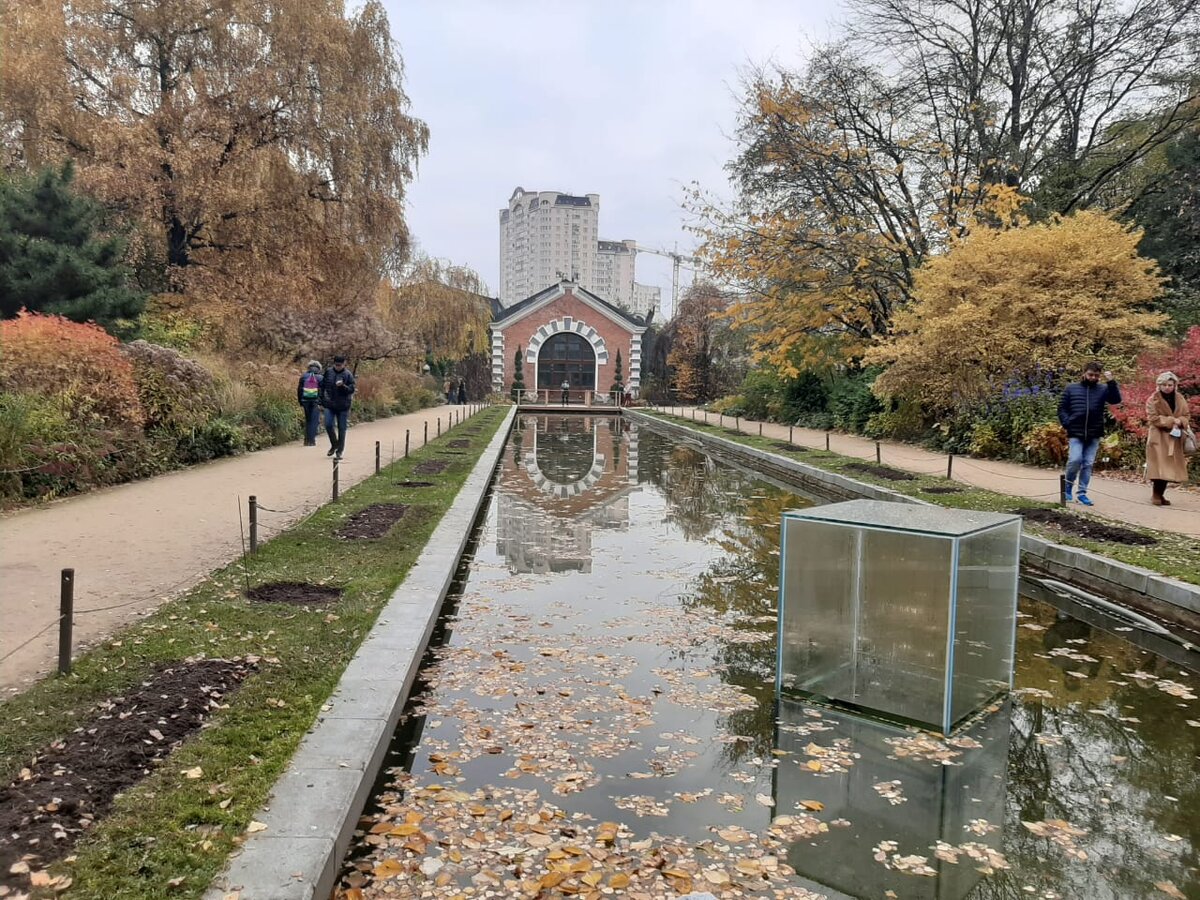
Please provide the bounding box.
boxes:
[0,310,144,430]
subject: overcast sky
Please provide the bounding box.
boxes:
[381,0,846,315]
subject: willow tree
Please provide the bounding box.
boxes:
[381,255,493,364]
[0,0,429,350]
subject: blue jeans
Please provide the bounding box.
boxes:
[301,401,321,444]
[324,408,349,454]
[1065,437,1099,497]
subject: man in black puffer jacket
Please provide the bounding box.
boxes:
[1057,361,1121,506]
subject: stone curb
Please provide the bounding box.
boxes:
[628,410,1200,622]
[204,405,517,900]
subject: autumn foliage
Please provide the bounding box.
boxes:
[0,311,144,430]
[1110,327,1200,440]
[867,212,1165,408]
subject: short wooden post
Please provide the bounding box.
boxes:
[758,422,762,436]
[332,459,339,500]
[424,421,428,446]
[1059,475,1067,507]
[248,496,258,554]
[947,454,954,479]
[405,429,410,458]
[789,424,793,444]
[375,441,381,474]
[58,568,74,676]
[876,441,882,464]
[825,431,831,451]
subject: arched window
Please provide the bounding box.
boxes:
[537,333,596,389]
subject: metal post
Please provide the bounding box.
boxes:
[876,441,882,464]
[735,416,740,432]
[424,421,428,446]
[437,417,441,437]
[947,454,954,479]
[58,568,74,676]
[375,441,381,474]
[758,422,762,436]
[825,431,831,451]
[249,496,258,554]
[789,424,793,444]
[405,429,410,458]
[332,459,339,501]
[704,410,708,423]
[1059,474,1067,507]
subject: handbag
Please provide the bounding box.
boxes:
[1185,427,1198,456]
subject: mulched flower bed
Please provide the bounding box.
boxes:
[0,659,252,889]
[447,439,472,448]
[245,582,343,605]
[772,442,806,453]
[336,503,410,540]
[921,486,964,494]
[394,481,435,489]
[1017,507,1158,546]
[413,459,449,475]
[844,462,916,482]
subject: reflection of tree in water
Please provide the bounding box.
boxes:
[974,608,1200,900]
[637,430,765,540]
[683,492,802,765]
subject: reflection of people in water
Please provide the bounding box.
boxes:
[1042,615,1102,688]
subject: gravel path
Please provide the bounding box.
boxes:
[0,404,483,692]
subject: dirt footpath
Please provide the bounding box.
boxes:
[674,407,1200,538]
[0,405,482,692]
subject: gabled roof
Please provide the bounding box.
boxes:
[491,281,647,332]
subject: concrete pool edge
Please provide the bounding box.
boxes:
[203,405,517,900]
[627,409,1200,623]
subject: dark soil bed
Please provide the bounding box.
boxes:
[413,459,449,475]
[921,486,964,494]
[0,659,252,887]
[771,441,806,453]
[844,462,916,482]
[336,503,410,540]
[1017,507,1158,546]
[246,581,343,605]
[447,439,471,448]
[394,481,435,488]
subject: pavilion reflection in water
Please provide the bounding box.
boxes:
[495,415,638,574]
[774,698,1010,900]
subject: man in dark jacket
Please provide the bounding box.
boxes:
[1057,361,1121,506]
[321,355,356,459]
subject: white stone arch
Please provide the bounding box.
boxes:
[527,316,608,391]
[526,425,606,498]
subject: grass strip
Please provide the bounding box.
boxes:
[642,410,1200,586]
[0,406,508,899]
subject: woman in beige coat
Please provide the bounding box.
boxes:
[1145,371,1192,505]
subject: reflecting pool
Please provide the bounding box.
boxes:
[338,415,1199,900]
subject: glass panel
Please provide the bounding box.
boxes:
[779,519,857,697]
[950,520,1021,726]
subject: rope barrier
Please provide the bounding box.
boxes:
[0,616,65,665]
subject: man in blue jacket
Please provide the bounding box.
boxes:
[1057,361,1121,506]
[321,355,356,459]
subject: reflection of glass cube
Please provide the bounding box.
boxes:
[778,500,1020,734]
[773,698,1010,900]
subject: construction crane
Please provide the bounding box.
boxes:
[632,245,699,317]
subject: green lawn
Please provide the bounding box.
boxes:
[641,410,1200,586]
[0,406,508,900]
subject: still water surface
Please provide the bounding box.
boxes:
[341,415,1199,899]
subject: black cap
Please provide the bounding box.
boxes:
[333,355,347,363]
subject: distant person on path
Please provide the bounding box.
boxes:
[1145,371,1192,506]
[457,381,467,404]
[321,355,356,458]
[561,379,570,406]
[296,360,323,446]
[1057,361,1121,506]
[624,383,634,407]
[443,378,453,403]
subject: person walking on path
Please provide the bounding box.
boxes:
[457,381,467,404]
[560,379,570,407]
[321,355,356,458]
[1145,371,1192,506]
[1057,361,1122,506]
[296,360,323,446]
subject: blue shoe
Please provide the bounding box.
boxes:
[1063,490,1073,503]
[1077,495,1093,507]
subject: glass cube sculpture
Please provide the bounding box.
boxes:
[773,698,1011,900]
[778,500,1020,734]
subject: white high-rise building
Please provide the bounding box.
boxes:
[499,188,600,305]
[630,282,662,320]
[594,239,637,309]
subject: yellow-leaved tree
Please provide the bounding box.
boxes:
[867,211,1165,408]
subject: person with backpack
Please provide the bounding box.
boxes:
[321,355,356,458]
[296,360,323,446]
[1057,361,1121,506]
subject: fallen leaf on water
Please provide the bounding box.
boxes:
[373,859,403,879]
